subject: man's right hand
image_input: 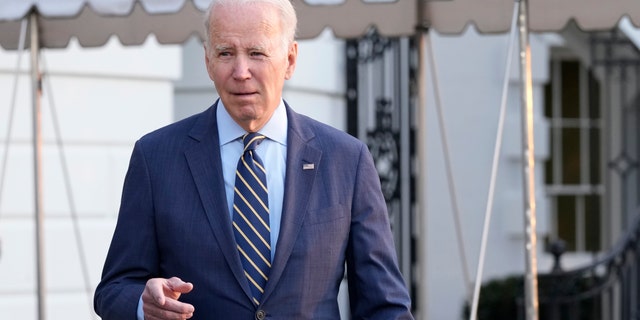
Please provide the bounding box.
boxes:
[142,277,195,320]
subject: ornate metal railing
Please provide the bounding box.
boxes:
[517,207,640,320]
[346,29,417,312]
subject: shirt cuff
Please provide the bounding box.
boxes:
[137,295,144,320]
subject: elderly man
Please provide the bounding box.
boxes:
[94,0,413,319]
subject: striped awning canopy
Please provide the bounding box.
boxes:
[0,0,639,49]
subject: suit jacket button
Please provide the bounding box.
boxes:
[256,309,266,320]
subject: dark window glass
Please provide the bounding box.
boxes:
[545,135,554,184]
[557,196,576,251]
[561,61,580,119]
[562,128,581,184]
[588,69,600,120]
[590,128,600,184]
[584,195,601,252]
[544,78,553,118]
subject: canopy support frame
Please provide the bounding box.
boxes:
[29,11,46,320]
[517,0,540,319]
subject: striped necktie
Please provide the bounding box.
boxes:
[232,132,271,305]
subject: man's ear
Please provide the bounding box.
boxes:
[284,41,298,80]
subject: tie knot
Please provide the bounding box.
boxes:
[243,132,265,151]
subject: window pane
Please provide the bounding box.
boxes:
[544,79,553,118]
[561,61,580,119]
[545,133,554,184]
[562,128,581,184]
[584,195,601,252]
[588,69,600,120]
[544,66,554,185]
[557,195,576,251]
[590,128,600,184]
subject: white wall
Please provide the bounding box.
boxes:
[0,36,180,319]
[423,28,552,319]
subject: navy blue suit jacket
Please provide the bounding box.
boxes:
[94,102,413,319]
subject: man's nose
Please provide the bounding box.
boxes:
[232,56,251,80]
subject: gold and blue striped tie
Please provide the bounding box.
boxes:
[232,132,270,305]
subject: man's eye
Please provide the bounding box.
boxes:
[251,52,265,57]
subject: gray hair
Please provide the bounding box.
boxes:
[203,0,297,51]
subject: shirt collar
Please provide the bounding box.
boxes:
[217,99,288,146]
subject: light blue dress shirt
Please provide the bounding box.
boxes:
[217,99,288,260]
[137,100,288,319]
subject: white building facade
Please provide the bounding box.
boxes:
[0,21,638,320]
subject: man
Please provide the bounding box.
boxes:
[94,0,413,319]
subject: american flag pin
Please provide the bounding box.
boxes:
[303,163,315,170]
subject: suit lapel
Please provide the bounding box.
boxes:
[184,103,254,302]
[262,105,322,301]
[183,102,323,304]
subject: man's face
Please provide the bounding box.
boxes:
[205,3,297,132]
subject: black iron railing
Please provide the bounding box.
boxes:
[517,207,640,320]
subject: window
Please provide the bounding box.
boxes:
[544,59,602,252]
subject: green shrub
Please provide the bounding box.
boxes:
[462,274,600,320]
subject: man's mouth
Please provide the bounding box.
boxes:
[233,91,257,96]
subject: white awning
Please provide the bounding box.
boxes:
[0,0,639,49]
[0,0,415,49]
[425,0,640,34]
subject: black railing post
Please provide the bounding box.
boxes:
[635,245,640,318]
[549,240,566,274]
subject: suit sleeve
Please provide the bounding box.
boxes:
[346,143,414,320]
[94,140,159,320]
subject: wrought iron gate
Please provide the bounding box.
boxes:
[345,29,417,310]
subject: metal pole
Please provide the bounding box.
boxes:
[516,1,539,319]
[415,0,429,320]
[415,1,429,318]
[415,28,429,320]
[29,11,46,320]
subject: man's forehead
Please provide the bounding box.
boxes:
[210,31,278,51]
